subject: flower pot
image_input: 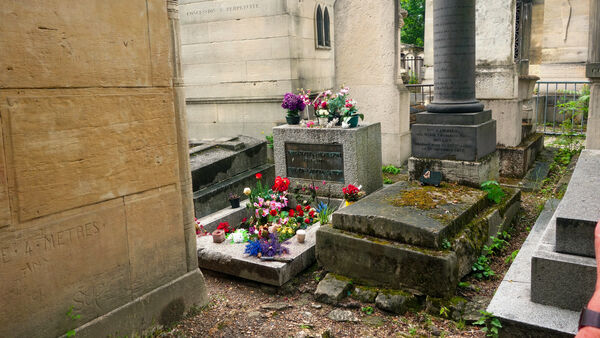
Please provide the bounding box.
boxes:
[286,115,301,125]
[229,198,240,208]
[212,229,226,243]
[347,115,359,128]
[318,117,328,126]
[296,230,306,243]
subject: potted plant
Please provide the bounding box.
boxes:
[281,92,306,125]
[340,98,364,128]
[228,193,240,208]
[315,108,330,126]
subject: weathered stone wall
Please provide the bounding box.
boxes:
[529,0,590,81]
[334,0,411,165]
[0,1,207,336]
[179,0,336,140]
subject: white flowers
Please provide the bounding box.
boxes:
[243,187,251,195]
[317,109,329,117]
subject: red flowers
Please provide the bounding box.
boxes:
[343,184,364,202]
[309,210,315,218]
[289,209,295,217]
[255,173,262,180]
[304,205,310,211]
[270,209,277,216]
[272,176,290,192]
[296,205,302,212]
[217,222,234,234]
[304,218,310,224]
[299,210,304,217]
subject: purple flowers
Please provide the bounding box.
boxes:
[244,233,289,257]
[281,93,306,115]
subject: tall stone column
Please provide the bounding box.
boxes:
[428,0,484,114]
[586,0,600,149]
[409,0,498,186]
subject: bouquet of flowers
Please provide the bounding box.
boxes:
[342,184,365,202]
[281,92,306,118]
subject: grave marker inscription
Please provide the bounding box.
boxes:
[284,143,344,183]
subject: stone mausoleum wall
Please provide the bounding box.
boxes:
[179,0,336,140]
[0,1,207,336]
[530,0,590,81]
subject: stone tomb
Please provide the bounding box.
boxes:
[273,123,383,198]
[317,181,520,297]
[190,135,274,218]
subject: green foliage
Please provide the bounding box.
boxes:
[65,306,81,337]
[400,0,425,46]
[382,165,402,175]
[483,232,510,256]
[441,238,452,250]
[505,250,519,264]
[383,177,394,184]
[472,254,494,280]
[439,305,450,318]
[481,181,505,204]
[361,306,374,315]
[474,311,502,337]
[408,326,418,336]
[265,134,274,149]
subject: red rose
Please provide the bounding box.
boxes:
[299,210,304,217]
[304,218,310,224]
[270,209,277,216]
[304,205,310,211]
[309,211,315,218]
[289,209,295,217]
[255,173,262,180]
[296,205,302,212]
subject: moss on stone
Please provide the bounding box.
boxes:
[387,182,482,211]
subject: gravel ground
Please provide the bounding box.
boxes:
[161,155,571,338]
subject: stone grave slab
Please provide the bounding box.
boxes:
[318,187,520,297]
[197,223,321,286]
[555,149,600,257]
[332,181,487,249]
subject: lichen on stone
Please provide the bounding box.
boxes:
[387,183,481,210]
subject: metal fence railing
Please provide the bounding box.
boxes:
[405,84,433,126]
[534,81,590,135]
[401,57,424,84]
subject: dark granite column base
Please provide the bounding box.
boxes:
[408,151,499,188]
[411,114,497,162]
[427,101,485,114]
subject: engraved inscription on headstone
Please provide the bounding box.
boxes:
[411,125,478,161]
[285,143,344,183]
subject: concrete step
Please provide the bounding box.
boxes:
[555,150,600,257]
[530,213,596,311]
[331,181,489,249]
[488,199,580,337]
[193,163,275,218]
[190,135,267,191]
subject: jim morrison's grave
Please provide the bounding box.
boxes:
[195,123,383,286]
[316,0,519,300]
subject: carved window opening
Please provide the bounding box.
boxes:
[324,7,331,47]
[514,0,522,62]
[316,5,324,47]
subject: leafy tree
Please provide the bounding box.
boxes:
[401,0,425,47]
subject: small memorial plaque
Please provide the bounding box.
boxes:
[419,169,442,187]
[587,63,600,79]
[285,143,344,183]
